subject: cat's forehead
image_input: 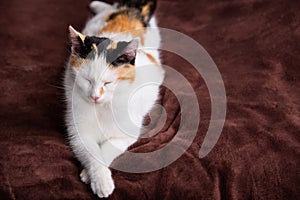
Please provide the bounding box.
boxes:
[81,59,116,81]
[81,36,131,61]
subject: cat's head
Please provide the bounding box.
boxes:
[68,26,138,104]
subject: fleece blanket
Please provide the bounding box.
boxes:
[0,0,299,199]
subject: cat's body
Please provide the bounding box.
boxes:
[64,0,163,198]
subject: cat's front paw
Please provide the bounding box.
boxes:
[80,169,90,184]
[90,168,115,198]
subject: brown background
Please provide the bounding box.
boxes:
[0,0,299,199]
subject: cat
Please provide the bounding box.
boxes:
[64,0,164,198]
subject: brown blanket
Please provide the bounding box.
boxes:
[0,0,299,199]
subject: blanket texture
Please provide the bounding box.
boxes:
[0,0,299,199]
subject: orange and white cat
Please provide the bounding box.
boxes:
[64,0,164,198]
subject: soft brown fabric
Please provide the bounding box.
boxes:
[0,0,299,199]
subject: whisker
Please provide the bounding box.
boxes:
[47,83,68,90]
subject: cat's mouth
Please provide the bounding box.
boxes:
[91,98,102,104]
[89,97,107,105]
[87,96,100,104]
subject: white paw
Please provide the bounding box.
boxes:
[90,168,115,198]
[80,169,90,184]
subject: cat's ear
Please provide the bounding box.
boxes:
[68,26,86,56]
[111,39,139,66]
[120,39,139,61]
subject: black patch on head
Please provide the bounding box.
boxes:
[106,41,136,66]
[77,36,111,59]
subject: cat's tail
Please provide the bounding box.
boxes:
[89,1,117,14]
[119,0,157,25]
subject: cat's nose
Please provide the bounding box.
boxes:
[91,96,99,101]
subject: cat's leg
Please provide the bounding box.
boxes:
[70,137,115,198]
[80,168,89,184]
[100,138,137,166]
[79,138,136,189]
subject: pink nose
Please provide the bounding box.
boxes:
[91,96,99,101]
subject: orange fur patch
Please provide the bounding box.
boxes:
[78,33,86,42]
[116,64,136,83]
[100,14,145,45]
[69,55,85,69]
[143,51,164,73]
[100,87,104,95]
[145,53,159,66]
[141,3,152,22]
[92,43,98,53]
[107,42,117,49]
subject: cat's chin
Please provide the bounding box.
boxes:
[91,99,110,105]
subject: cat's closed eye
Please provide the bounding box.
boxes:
[85,78,92,85]
[104,81,112,86]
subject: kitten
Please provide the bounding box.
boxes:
[64,0,164,198]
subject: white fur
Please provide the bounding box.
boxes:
[64,1,164,198]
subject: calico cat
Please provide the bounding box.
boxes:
[64,0,164,198]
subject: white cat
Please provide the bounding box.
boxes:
[64,0,164,198]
